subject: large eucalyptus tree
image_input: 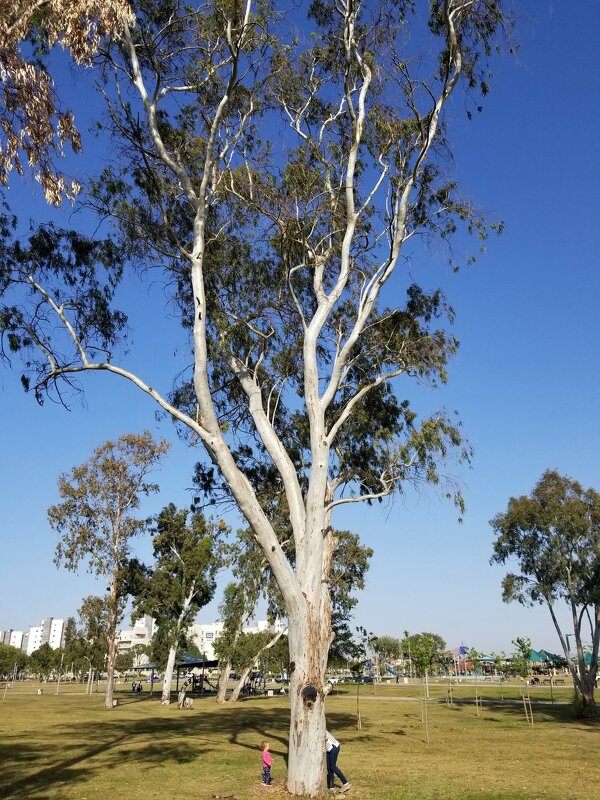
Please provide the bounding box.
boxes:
[1,1,509,793]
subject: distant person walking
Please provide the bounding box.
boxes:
[325,730,350,792]
[261,740,273,785]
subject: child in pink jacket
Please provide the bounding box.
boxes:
[261,740,273,785]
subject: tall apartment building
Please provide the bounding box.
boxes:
[0,630,12,645]
[0,618,65,655]
[189,621,225,660]
[26,624,44,655]
[49,619,64,649]
[116,615,155,661]
[28,617,64,653]
[188,619,287,660]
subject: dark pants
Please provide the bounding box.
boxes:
[326,745,348,788]
[262,765,271,785]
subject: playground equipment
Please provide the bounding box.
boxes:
[385,660,399,679]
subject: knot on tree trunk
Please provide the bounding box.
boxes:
[301,684,318,708]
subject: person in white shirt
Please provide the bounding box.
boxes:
[325,730,351,792]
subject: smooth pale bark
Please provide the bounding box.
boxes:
[228,664,253,703]
[286,602,331,797]
[548,599,599,717]
[228,627,288,703]
[161,646,177,704]
[216,661,231,704]
[161,589,195,704]
[580,678,597,717]
[104,588,118,710]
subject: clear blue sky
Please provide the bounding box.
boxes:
[1,1,599,655]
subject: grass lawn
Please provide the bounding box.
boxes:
[1,681,599,799]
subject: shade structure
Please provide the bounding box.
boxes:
[528,648,547,663]
[538,649,566,665]
[583,651,600,666]
[175,652,218,669]
[174,652,219,693]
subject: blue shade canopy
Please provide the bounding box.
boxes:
[176,652,219,669]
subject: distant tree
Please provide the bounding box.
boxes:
[63,617,77,649]
[49,430,170,709]
[185,639,204,659]
[328,532,373,666]
[78,594,111,676]
[64,633,96,681]
[344,626,376,730]
[372,635,403,679]
[144,617,201,673]
[402,631,446,678]
[468,647,484,675]
[129,643,149,668]
[491,470,600,717]
[374,636,403,660]
[114,651,134,674]
[226,628,288,703]
[28,642,58,680]
[0,643,27,677]
[492,652,507,678]
[131,503,220,704]
[213,583,252,704]
[510,637,531,680]
[145,623,172,671]
[261,635,290,676]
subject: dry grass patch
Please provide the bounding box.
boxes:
[0,682,599,799]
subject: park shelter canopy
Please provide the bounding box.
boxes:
[175,652,219,691]
[528,649,548,663]
[176,653,219,670]
[583,652,600,665]
[538,649,566,665]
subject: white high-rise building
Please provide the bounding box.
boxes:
[26,625,44,655]
[9,631,23,649]
[49,619,64,649]
[188,619,287,660]
[117,615,155,656]
[189,621,224,660]
[18,618,66,655]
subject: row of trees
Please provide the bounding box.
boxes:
[46,430,373,709]
[28,437,600,728]
[0,606,130,684]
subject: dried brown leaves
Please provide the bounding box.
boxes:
[0,0,135,204]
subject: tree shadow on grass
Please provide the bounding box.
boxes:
[0,697,359,799]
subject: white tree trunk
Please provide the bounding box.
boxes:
[104,624,117,709]
[161,588,195,704]
[286,603,330,797]
[161,646,177,704]
[216,661,231,704]
[104,577,120,710]
[229,664,253,703]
